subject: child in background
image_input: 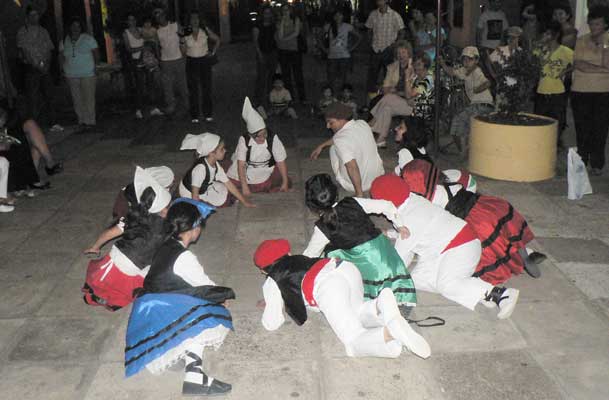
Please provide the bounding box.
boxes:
[179,133,255,208]
[260,74,298,119]
[338,83,358,119]
[318,84,338,115]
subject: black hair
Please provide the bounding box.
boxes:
[544,21,563,42]
[553,2,573,18]
[413,51,432,69]
[121,187,157,241]
[341,83,353,92]
[400,116,429,149]
[330,9,345,37]
[588,5,609,28]
[164,202,204,239]
[272,73,284,82]
[68,17,84,32]
[305,174,339,232]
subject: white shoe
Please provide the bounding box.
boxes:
[50,124,64,132]
[481,287,519,319]
[205,117,214,122]
[135,110,143,119]
[377,288,400,324]
[386,317,431,359]
[149,108,164,116]
[0,204,14,213]
[192,118,200,124]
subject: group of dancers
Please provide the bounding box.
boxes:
[80,97,545,397]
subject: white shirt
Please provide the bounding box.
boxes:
[157,22,182,61]
[178,160,230,206]
[302,197,400,258]
[191,159,229,187]
[477,10,508,50]
[125,29,144,59]
[330,120,385,193]
[394,148,427,175]
[489,46,520,86]
[226,135,287,184]
[365,7,405,53]
[185,29,209,58]
[173,248,216,287]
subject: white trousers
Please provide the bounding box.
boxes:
[313,262,402,358]
[399,240,492,311]
[178,181,228,207]
[0,157,8,198]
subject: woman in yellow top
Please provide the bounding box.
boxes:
[570,6,609,176]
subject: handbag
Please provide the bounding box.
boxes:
[567,147,593,200]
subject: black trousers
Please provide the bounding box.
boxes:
[278,49,305,101]
[366,47,394,93]
[23,65,54,121]
[534,92,567,143]
[186,56,213,119]
[571,91,609,169]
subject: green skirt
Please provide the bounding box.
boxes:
[328,234,417,306]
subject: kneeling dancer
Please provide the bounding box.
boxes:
[254,239,430,359]
[125,199,234,396]
[370,174,520,319]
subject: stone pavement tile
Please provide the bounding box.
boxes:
[99,311,130,363]
[0,229,30,252]
[12,192,70,211]
[44,174,92,194]
[535,237,609,263]
[35,278,115,319]
[546,194,609,216]
[501,194,567,230]
[223,273,266,311]
[0,249,75,281]
[532,350,609,400]
[0,363,90,400]
[14,226,97,255]
[84,362,182,400]
[46,208,110,229]
[188,243,231,276]
[219,310,321,363]
[323,356,445,400]
[0,279,55,317]
[530,178,568,196]
[10,317,118,362]
[208,359,320,400]
[474,178,540,198]
[555,262,609,300]
[236,219,307,244]
[591,298,609,319]
[430,350,566,400]
[506,260,585,304]
[413,291,456,307]
[239,199,305,221]
[0,319,26,355]
[511,300,609,352]
[0,208,57,231]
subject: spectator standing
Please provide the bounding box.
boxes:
[365,0,405,95]
[16,7,56,123]
[420,11,446,63]
[154,8,189,117]
[253,6,278,107]
[521,4,538,51]
[276,4,306,103]
[534,22,573,149]
[184,12,220,123]
[322,9,361,93]
[488,26,522,102]
[552,4,578,50]
[59,19,99,129]
[408,8,426,46]
[570,6,609,176]
[476,0,509,70]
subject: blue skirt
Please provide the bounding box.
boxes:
[125,293,233,377]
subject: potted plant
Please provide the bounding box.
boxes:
[468,48,558,182]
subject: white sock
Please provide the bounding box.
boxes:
[184,343,205,385]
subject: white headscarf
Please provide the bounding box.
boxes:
[134,166,172,214]
[242,97,266,134]
[145,166,174,188]
[180,133,221,156]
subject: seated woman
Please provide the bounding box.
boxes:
[401,159,546,284]
[302,174,417,311]
[179,132,255,208]
[368,40,416,148]
[225,97,291,195]
[81,166,171,310]
[126,199,233,396]
[254,239,430,359]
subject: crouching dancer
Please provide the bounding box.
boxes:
[254,239,431,359]
[370,174,520,319]
[125,199,234,396]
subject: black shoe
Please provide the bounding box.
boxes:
[524,251,545,278]
[29,181,51,190]
[45,162,63,176]
[182,376,232,397]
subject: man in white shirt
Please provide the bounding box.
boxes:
[365,0,405,93]
[154,8,189,116]
[476,0,509,52]
[310,102,384,196]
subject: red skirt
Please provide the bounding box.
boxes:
[467,195,535,285]
[82,254,144,311]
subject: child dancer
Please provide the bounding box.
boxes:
[401,160,546,283]
[82,166,172,310]
[179,132,254,208]
[126,199,234,396]
[254,239,430,359]
[226,97,291,194]
[370,174,520,319]
[302,174,417,309]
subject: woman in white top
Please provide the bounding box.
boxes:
[183,12,220,123]
[322,9,361,93]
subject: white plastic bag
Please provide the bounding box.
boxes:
[567,147,593,200]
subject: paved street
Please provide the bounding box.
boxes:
[1,42,608,400]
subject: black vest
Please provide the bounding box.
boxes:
[115,214,166,269]
[243,133,276,168]
[265,255,321,326]
[182,157,213,194]
[144,238,191,293]
[444,186,481,220]
[397,146,434,176]
[315,197,381,252]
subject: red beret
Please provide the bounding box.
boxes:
[370,174,410,207]
[401,159,439,201]
[254,239,291,269]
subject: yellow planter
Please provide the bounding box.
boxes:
[468,114,557,182]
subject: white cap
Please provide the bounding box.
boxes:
[242,96,266,134]
[180,133,221,156]
[134,166,172,214]
[145,166,174,188]
[461,46,480,58]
